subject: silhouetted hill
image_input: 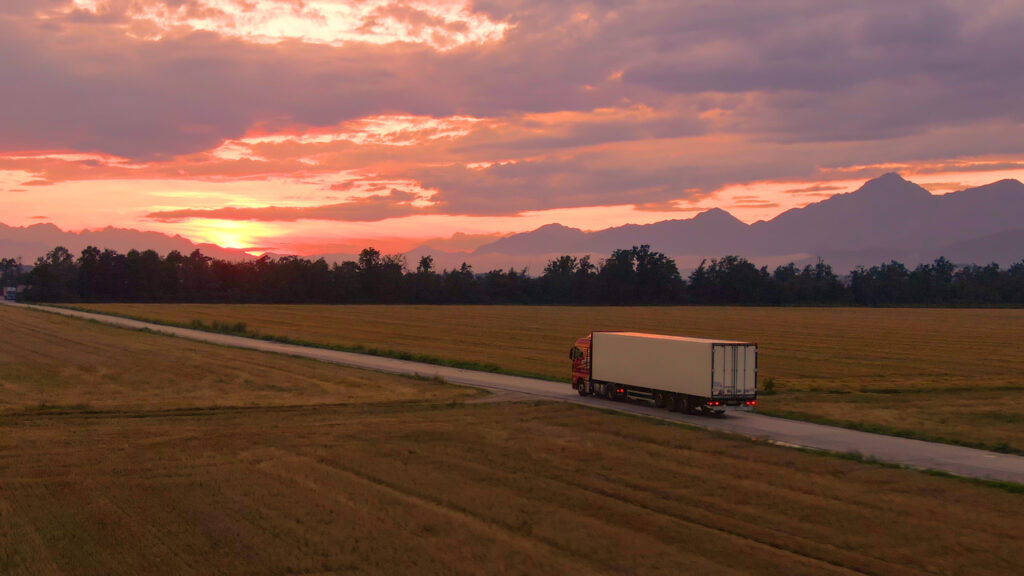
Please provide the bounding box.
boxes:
[469,174,1024,271]
[475,223,588,254]
[0,222,253,262]
[935,228,1024,266]
[750,173,935,253]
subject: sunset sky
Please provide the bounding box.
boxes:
[3,0,1024,255]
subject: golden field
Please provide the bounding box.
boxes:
[1,306,1022,575]
[0,306,478,413]
[76,304,1024,451]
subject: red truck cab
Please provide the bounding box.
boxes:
[569,335,592,395]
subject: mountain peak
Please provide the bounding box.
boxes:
[851,172,931,201]
[874,172,908,184]
[473,222,586,254]
[534,223,581,233]
[692,207,743,224]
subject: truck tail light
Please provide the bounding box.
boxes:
[616,388,625,394]
[745,400,757,406]
[707,401,721,406]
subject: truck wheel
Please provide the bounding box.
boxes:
[653,391,666,408]
[666,393,678,412]
[576,380,588,396]
[681,396,694,414]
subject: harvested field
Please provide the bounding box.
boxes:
[2,403,1023,575]
[0,306,477,413]
[2,304,1022,575]
[76,304,1024,451]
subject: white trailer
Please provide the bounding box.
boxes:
[571,331,757,414]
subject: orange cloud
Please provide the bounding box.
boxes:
[62,0,510,49]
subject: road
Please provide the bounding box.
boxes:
[8,301,1024,484]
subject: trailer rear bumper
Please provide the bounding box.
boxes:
[709,397,757,413]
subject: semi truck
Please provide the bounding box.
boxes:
[570,332,757,415]
[3,286,16,301]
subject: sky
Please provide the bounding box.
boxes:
[2,0,1024,255]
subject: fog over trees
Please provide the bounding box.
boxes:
[4,246,1023,306]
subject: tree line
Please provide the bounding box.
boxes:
[4,245,1023,306]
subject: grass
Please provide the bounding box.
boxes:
[2,304,1023,574]
[69,303,1024,452]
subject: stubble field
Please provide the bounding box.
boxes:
[75,304,1024,452]
[3,304,1023,575]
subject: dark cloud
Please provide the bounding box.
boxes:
[407,154,755,215]
[3,0,1024,214]
[783,184,845,195]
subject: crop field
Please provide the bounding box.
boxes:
[0,306,477,413]
[2,306,1022,575]
[76,304,1024,452]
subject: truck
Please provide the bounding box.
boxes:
[570,331,757,415]
[3,286,16,301]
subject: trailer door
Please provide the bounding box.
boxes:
[741,345,757,396]
[711,345,733,396]
[712,344,757,397]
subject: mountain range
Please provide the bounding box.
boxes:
[2,173,1021,273]
[0,222,252,264]
[453,173,1024,273]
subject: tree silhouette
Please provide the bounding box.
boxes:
[7,244,1022,306]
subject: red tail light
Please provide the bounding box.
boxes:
[745,400,757,406]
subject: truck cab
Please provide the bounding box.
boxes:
[3,286,16,301]
[569,335,591,394]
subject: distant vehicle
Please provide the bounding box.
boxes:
[3,287,16,301]
[571,332,757,415]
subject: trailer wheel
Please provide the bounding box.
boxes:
[666,393,679,412]
[653,391,667,408]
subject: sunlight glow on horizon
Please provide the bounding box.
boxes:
[6,155,1024,257]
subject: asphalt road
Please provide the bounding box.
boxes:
[8,301,1024,484]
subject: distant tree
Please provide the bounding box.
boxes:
[26,246,78,301]
[332,260,361,302]
[908,257,955,303]
[597,248,638,304]
[1005,260,1024,304]
[689,255,770,304]
[773,259,845,304]
[406,255,443,303]
[573,255,598,303]
[952,263,1003,304]
[444,263,478,303]
[76,246,102,300]
[0,257,23,287]
[416,255,434,274]
[633,245,684,303]
[541,255,579,303]
[481,267,534,303]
